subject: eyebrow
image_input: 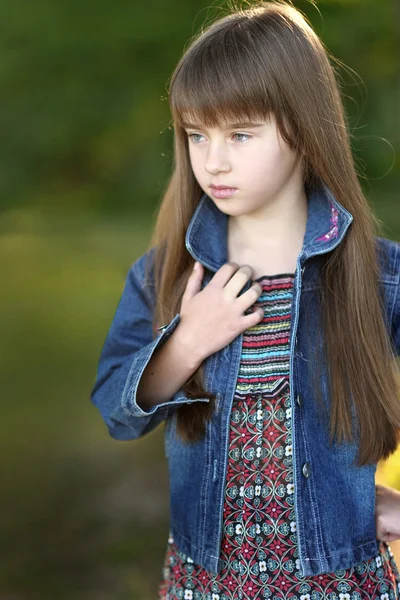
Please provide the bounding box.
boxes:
[182,121,266,130]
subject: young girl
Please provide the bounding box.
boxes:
[91,1,400,598]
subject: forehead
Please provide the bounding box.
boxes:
[180,114,271,130]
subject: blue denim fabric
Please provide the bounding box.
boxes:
[90,181,400,577]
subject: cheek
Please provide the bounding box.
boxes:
[248,144,287,176]
[188,148,202,176]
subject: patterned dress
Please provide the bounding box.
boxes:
[158,273,400,600]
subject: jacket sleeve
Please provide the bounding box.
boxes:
[90,250,210,441]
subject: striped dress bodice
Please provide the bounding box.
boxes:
[235,272,293,399]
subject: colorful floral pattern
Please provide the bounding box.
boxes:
[315,201,339,243]
[158,274,400,599]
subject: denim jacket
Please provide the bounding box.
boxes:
[90,181,400,577]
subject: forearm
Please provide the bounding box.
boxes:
[136,323,206,411]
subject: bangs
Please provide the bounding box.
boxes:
[169,21,280,130]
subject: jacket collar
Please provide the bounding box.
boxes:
[185,180,354,272]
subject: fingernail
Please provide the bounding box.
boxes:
[194,261,199,270]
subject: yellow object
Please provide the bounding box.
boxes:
[376,447,400,490]
[376,446,400,567]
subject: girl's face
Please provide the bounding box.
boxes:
[183,113,304,216]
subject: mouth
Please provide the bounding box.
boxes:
[210,185,237,199]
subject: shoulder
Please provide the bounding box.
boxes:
[374,235,400,284]
[375,235,400,255]
[130,246,157,286]
[126,246,161,310]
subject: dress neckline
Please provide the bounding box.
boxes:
[253,272,295,282]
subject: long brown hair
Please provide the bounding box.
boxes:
[144,0,400,467]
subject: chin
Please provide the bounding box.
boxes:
[214,203,250,217]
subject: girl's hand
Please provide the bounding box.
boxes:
[179,261,264,361]
[375,484,400,542]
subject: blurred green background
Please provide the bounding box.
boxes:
[1,0,400,598]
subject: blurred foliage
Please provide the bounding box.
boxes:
[0,0,399,598]
[0,0,398,215]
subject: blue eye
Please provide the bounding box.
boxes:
[232,133,251,142]
[187,132,251,143]
[188,133,205,143]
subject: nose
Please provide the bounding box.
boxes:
[204,140,231,175]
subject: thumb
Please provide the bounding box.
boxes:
[183,261,204,301]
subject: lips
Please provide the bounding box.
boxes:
[210,185,237,199]
[210,185,237,190]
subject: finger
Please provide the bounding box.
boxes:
[235,282,262,313]
[240,306,264,329]
[224,265,254,298]
[182,261,204,301]
[210,262,241,287]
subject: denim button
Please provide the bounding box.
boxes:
[296,394,302,407]
[302,462,311,478]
